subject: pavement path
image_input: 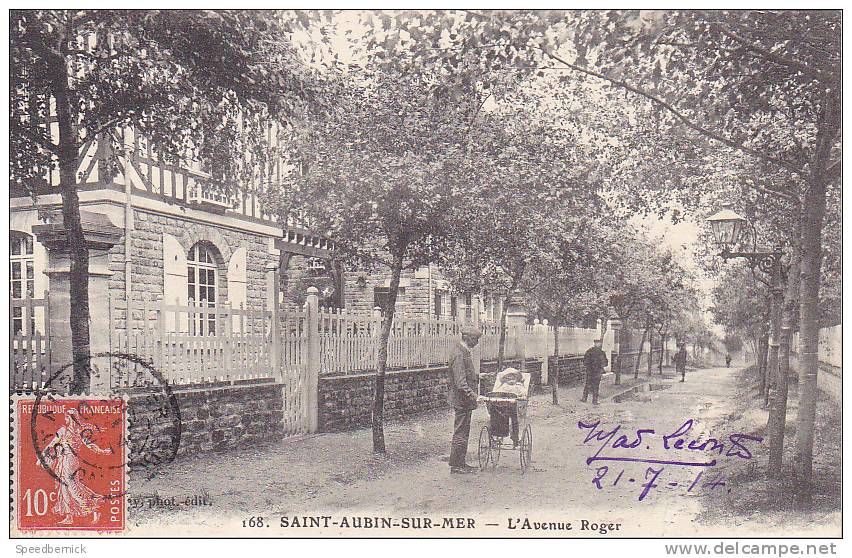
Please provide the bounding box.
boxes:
[127,366,826,536]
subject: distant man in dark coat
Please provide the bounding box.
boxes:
[725,353,732,368]
[674,343,689,382]
[446,325,482,474]
[582,339,608,405]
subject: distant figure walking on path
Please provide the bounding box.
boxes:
[446,325,482,474]
[582,339,608,405]
[675,343,688,382]
[725,353,732,367]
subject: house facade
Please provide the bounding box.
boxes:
[10,130,502,334]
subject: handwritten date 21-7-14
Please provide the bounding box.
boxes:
[591,466,727,501]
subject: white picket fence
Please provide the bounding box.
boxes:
[9,295,52,390]
[319,309,475,375]
[11,292,603,390]
[107,298,491,383]
[109,298,306,387]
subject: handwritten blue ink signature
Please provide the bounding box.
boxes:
[577,419,764,467]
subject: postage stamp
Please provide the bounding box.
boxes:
[12,396,128,533]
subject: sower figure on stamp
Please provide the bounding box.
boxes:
[41,409,112,525]
[447,325,482,474]
[675,343,689,382]
[582,339,608,405]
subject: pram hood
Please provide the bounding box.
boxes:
[492,368,531,398]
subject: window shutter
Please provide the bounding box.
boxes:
[162,233,188,332]
[227,247,247,331]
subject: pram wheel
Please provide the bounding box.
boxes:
[491,436,501,466]
[478,426,492,470]
[520,425,533,473]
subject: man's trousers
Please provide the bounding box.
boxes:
[449,408,473,467]
[582,374,602,403]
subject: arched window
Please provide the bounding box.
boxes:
[10,232,35,334]
[187,242,218,334]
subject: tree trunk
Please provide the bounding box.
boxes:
[768,251,800,478]
[750,335,759,367]
[647,328,654,376]
[372,251,404,454]
[757,331,769,397]
[765,275,784,409]
[794,101,835,504]
[551,316,560,405]
[53,38,91,395]
[496,292,511,372]
[613,321,628,386]
[658,331,666,374]
[633,323,648,379]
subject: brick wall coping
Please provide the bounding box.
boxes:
[116,377,279,395]
[320,365,445,382]
[318,355,566,382]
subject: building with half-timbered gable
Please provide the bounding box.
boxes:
[10,129,505,336]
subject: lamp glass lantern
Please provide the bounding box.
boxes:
[706,209,748,248]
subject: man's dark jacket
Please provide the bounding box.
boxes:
[447,339,478,410]
[583,346,609,378]
[674,348,688,371]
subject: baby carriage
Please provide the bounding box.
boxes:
[477,368,533,473]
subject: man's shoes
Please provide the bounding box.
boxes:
[592,400,599,406]
[450,465,477,474]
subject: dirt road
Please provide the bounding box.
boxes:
[127,367,838,537]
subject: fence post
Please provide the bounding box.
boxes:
[535,319,549,385]
[305,286,320,433]
[266,264,281,380]
[472,295,482,381]
[610,319,623,385]
[44,290,52,384]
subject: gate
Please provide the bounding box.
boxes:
[108,295,314,435]
[9,294,52,391]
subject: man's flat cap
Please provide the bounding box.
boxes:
[460,325,482,339]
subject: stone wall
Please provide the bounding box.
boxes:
[612,349,663,377]
[123,380,283,465]
[317,358,542,433]
[318,366,448,432]
[547,355,586,386]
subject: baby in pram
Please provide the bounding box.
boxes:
[488,368,526,447]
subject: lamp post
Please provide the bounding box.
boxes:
[707,208,788,477]
[706,209,785,396]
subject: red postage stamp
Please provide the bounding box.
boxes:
[14,397,127,532]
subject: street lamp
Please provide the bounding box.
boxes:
[707,208,747,247]
[706,208,783,274]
